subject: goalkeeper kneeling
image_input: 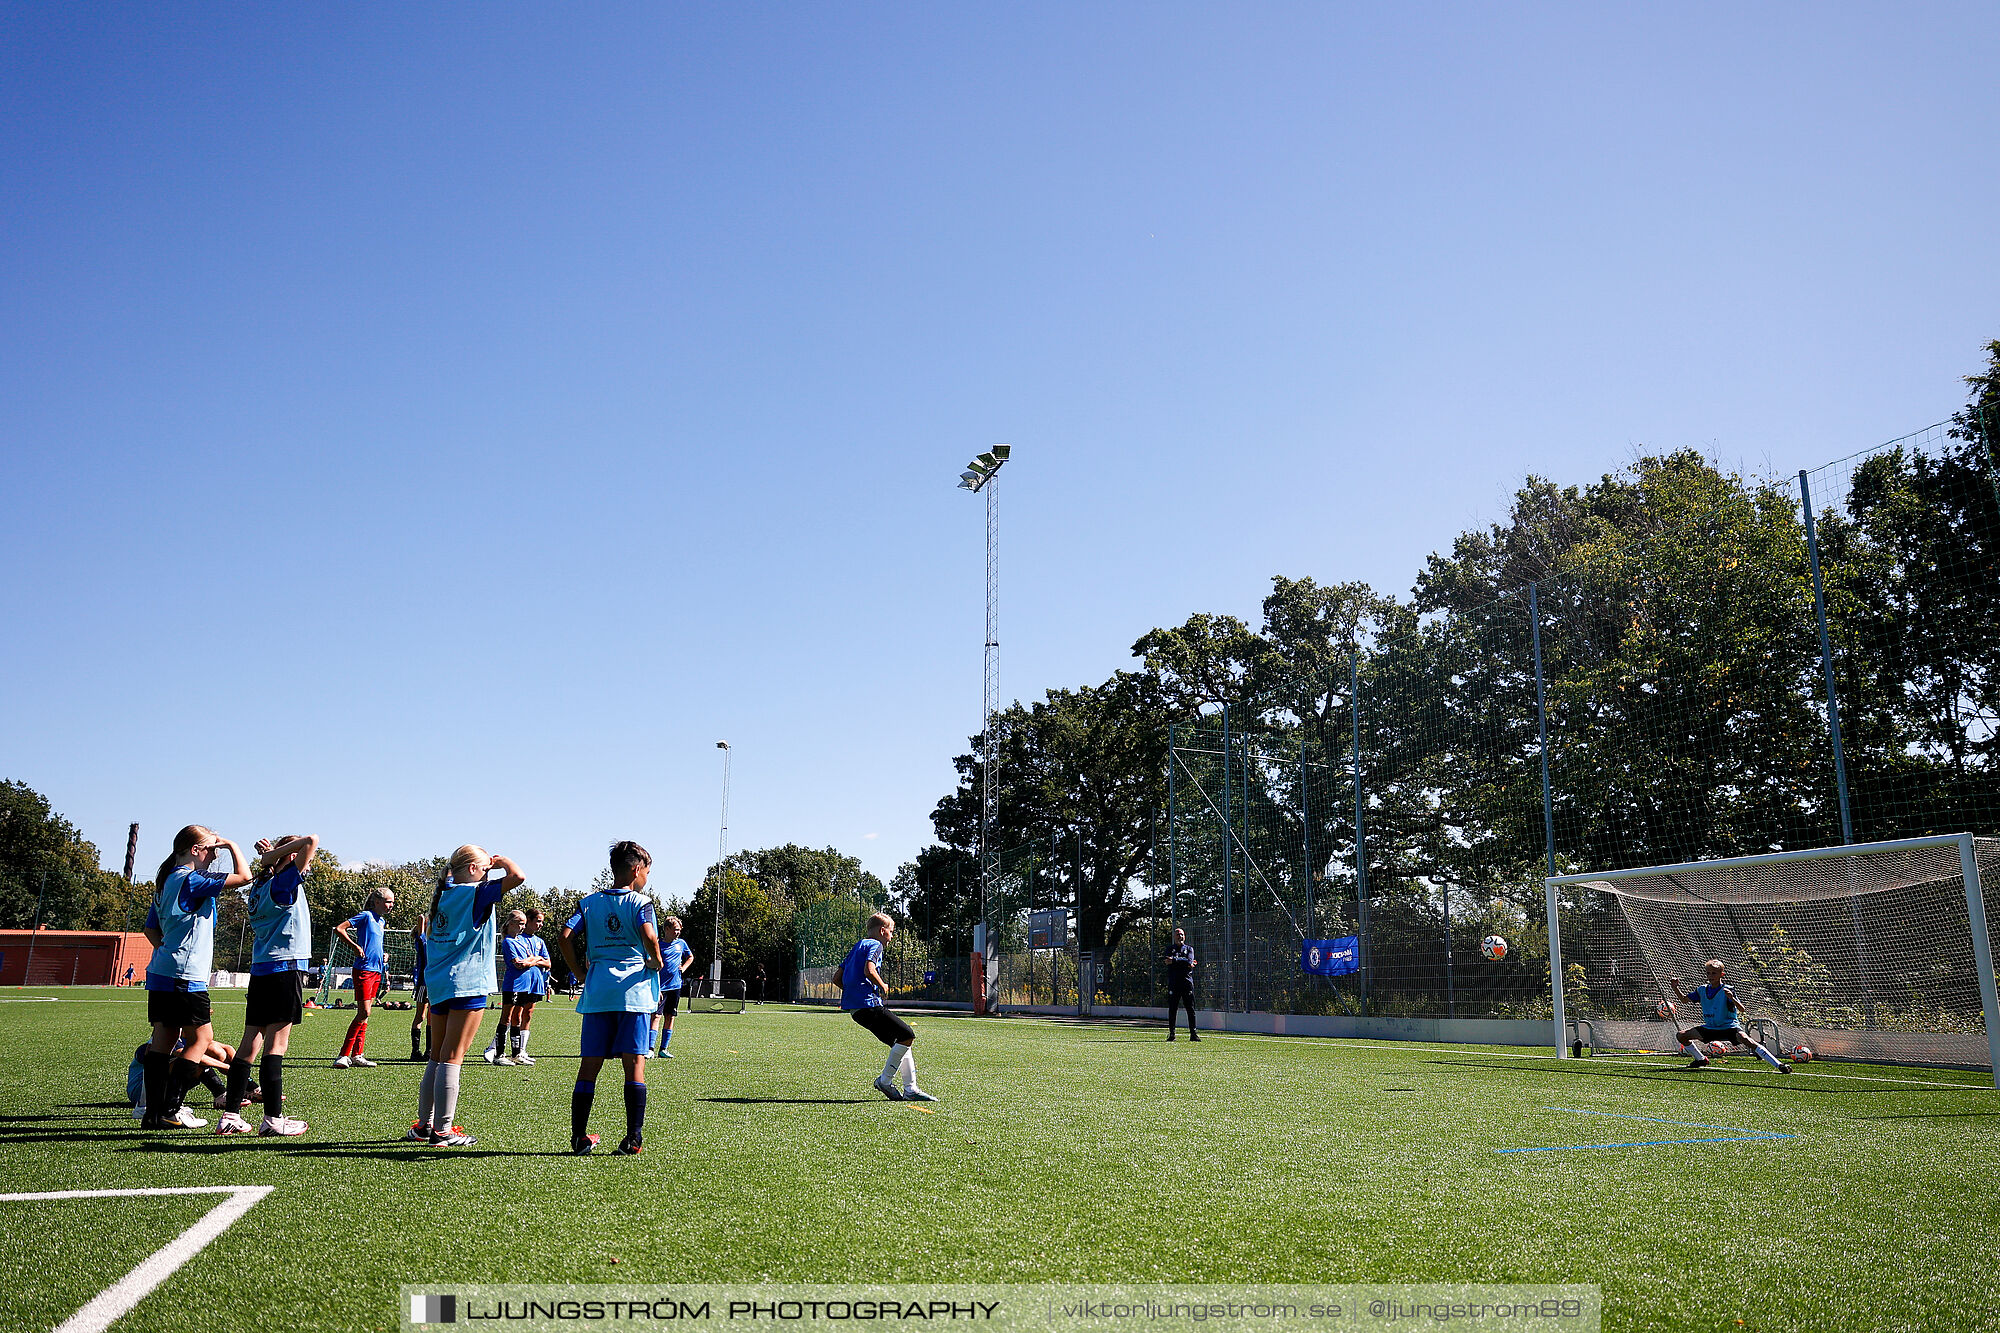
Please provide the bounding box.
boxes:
[1665,961,1792,1074]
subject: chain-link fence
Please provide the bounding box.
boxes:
[1146,408,2000,1021]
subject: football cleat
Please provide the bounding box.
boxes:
[514,1054,535,1066]
[571,1133,601,1156]
[873,1077,904,1102]
[350,1055,378,1068]
[431,1128,477,1147]
[259,1116,308,1137]
[901,1088,938,1103]
[613,1136,643,1156]
[168,1105,209,1128]
[214,1111,254,1136]
[332,1056,354,1069]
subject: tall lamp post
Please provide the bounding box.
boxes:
[956,444,1010,1012]
[712,741,731,997]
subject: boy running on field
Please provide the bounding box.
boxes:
[1667,960,1792,1073]
[560,841,664,1155]
[840,912,936,1103]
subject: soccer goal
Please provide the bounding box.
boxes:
[1545,833,2000,1085]
[315,927,421,1007]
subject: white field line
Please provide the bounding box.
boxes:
[966,1013,1997,1092]
[1,1186,272,1333]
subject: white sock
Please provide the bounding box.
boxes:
[433,1064,461,1133]
[417,1061,439,1125]
[1753,1043,1783,1069]
[1681,1043,1705,1059]
[899,1048,918,1091]
[882,1043,908,1083]
[514,1027,528,1055]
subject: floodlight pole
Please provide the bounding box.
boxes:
[957,446,1009,1013]
[712,741,730,993]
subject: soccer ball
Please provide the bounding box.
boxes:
[1791,1044,1815,1063]
[1480,935,1508,961]
[1655,1000,1677,1020]
[1705,1040,1730,1059]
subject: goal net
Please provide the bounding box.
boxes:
[1546,833,2000,1081]
[316,928,422,1007]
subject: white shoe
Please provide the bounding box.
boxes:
[169,1105,209,1129]
[494,1055,516,1066]
[332,1056,353,1069]
[259,1115,308,1137]
[482,1048,497,1064]
[902,1087,938,1103]
[514,1053,535,1066]
[351,1055,378,1068]
[215,1112,254,1136]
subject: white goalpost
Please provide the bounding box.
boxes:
[1545,832,2000,1088]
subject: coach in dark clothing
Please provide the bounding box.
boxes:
[1165,928,1199,1041]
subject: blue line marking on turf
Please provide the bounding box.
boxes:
[1497,1106,1796,1152]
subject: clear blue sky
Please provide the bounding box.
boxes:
[4,5,1995,897]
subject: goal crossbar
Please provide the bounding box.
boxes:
[1544,832,2000,1088]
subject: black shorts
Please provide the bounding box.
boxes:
[851,1006,915,1047]
[657,987,681,1018]
[244,971,305,1029]
[1691,1025,1744,1044]
[147,986,213,1030]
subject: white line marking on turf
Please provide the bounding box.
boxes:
[974,1014,1996,1091]
[1,1186,272,1333]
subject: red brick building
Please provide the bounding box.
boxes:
[0,929,153,986]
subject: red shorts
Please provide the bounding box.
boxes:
[353,970,384,1005]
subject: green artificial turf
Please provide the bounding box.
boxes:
[1,990,1996,1333]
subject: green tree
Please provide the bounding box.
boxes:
[931,671,1171,951]
[0,781,134,933]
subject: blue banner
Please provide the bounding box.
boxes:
[1299,936,1360,977]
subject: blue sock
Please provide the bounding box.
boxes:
[623,1081,647,1143]
[657,1027,671,1051]
[570,1080,595,1141]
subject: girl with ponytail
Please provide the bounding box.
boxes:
[140,825,255,1131]
[407,845,524,1146]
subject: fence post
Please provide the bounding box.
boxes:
[1442,880,1455,1020]
[1530,583,1565,1057]
[1242,736,1253,1010]
[1167,724,1179,928]
[1350,652,1369,1016]
[1300,734,1313,941]
[1221,703,1234,1013]
[1799,469,1855,845]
